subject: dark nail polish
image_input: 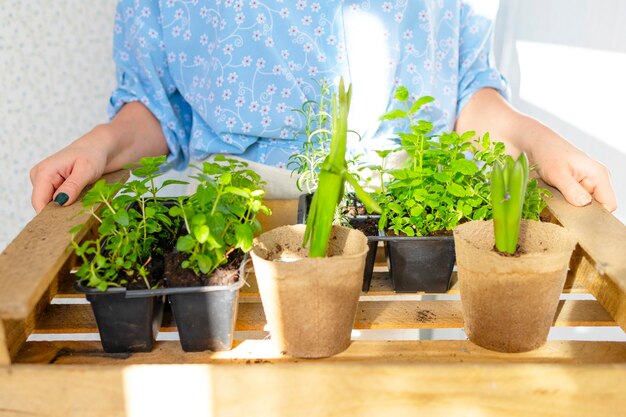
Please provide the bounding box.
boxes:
[54,193,69,206]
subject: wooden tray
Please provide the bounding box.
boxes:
[0,170,624,416]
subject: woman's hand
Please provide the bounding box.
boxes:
[456,88,617,212]
[30,128,110,213]
[530,137,616,211]
[29,102,169,213]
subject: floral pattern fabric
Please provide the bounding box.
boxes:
[109,0,508,170]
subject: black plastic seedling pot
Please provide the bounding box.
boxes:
[297,193,380,292]
[156,253,247,352]
[75,283,165,353]
[382,234,455,293]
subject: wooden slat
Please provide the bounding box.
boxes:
[14,339,626,365]
[257,199,298,232]
[58,269,588,300]
[0,363,625,417]
[0,170,129,320]
[0,321,9,366]
[544,181,626,331]
[33,299,614,334]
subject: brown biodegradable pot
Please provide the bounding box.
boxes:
[453,220,576,353]
[250,224,369,358]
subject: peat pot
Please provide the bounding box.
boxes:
[250,224,368,358]
[453,220,576,353]
[297,193,381,292]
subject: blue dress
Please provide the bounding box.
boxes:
[109,0,508,170]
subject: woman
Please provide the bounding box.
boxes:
[30,0,616,212]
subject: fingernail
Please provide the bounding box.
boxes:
[576,194,592,207]
[54,193,69,206]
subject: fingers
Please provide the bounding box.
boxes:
[52,158,99,208]
[30,166,64,213]
[580,169,617,212]
[547,173,593,208]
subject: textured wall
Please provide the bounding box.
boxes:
[0,0,117,250]
[0,0,624,251]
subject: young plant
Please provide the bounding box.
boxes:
[303,77,380,257]
[288,78,333,194]
[373,86,548,236]
[491,153,529,254]
[70,156,186,291]
[169,155,270,276]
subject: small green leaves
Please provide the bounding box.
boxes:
[369,86,547,237]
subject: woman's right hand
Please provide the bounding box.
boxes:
[30,127,111,213]
[30,102,170,213]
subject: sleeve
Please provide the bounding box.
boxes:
[108,0,192,170]
[456,0,510,116]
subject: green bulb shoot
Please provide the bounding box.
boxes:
[303,77,381,257]
[491,153,529,254]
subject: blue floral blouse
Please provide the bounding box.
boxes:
[109,0,508,170]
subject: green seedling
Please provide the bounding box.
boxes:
[491,153,529,255]
[303,77,380,258]
[372,86,548,237]
[70,156,186,291]
[168,156,270,276]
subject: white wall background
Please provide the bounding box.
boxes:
[0,0,117,250]
[0,0,624,251]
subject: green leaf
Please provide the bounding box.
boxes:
[235,223,254,252]
[410,204,424,217]
[68,225,83,235]
[194,225,210,243]
[113,209,129,227]
[191,213,206,226]
[394,86,409,102]
[250,189,265,197]
[451,159,478,176]
[224,186,250,198]
[176,235,195,252]
[409,96,435,114]
[197,255,213,274]
[144,206,156,218]
[162,179,189,187]
[219,172,232,185]
[168,205,182,217]
[379,109,407,121]
[446,183,466,197]
[375,149,394,159]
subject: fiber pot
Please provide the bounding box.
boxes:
[453,220,576,353]
[75,283,164,353]
[381,233,455,293]
[297,193,380,292]
[250,224,368,358]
